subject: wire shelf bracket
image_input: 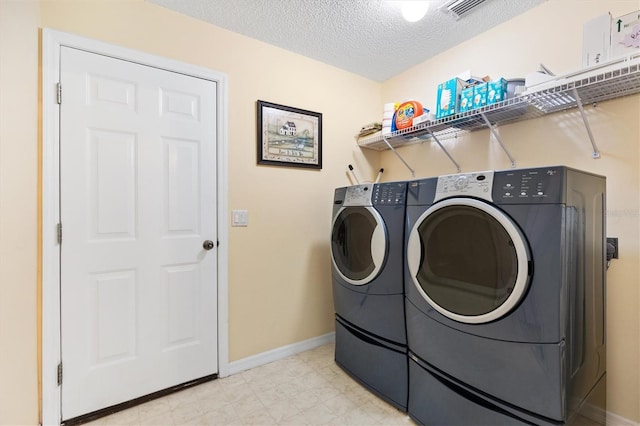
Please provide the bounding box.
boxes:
[382,136,416,177]
[426,128,461,172]
[479,113,516,168]
[572,88,600,159]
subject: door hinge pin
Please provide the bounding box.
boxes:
[57,82,62,104]
[57,223,62,245]
[57,362,63,386]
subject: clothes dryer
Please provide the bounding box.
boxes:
[404,166,606,425]
[331,181,408,410]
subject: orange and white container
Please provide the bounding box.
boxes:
[394,100,423,130]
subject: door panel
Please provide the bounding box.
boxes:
[91,270,137,364]
[60,46,217,420]
[89,129,137,240]
[165,138,200,234]
[164,264,199,347]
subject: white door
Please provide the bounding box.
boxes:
[59,46,218,420]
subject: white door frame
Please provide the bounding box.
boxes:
[41,28,229,425]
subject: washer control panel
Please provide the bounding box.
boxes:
[434,171,494,202]
[342,184,373,206]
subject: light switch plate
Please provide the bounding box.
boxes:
[232,210,248,227]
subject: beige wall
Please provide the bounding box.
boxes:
[380,0,640,422]
[1,0,639,423]
[0,1,40,424]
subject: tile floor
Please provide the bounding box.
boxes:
[85,342,413,425]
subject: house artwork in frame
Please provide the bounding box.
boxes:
[257,100,322,169]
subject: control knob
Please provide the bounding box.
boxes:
[455,176,468,190]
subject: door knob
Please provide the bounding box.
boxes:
[203,240,215,251]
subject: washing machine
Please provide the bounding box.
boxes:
[331,181,408,410]
[404,166,606,425]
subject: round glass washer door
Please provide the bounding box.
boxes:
[407,198,531,324]
[331,206,387,285]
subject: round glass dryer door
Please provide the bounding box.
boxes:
[331,206,387,285]
[407,198,530,324]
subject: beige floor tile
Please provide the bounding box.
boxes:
[262,398,302,424]
[140,410,174,426]
[219,382,260,405]
[328,408,377,426]
[76,342,412,426]
[229,395,267,418]
[102,407,140,426]
[276,410,309,426]
[137,397,172,419]
[227,409,277,426]
[171,399,206,424]
[255,384,295,407]
[289,389,322,413]
[198,396,235,415]
[321,394,360,417]
[298,403,338,425]
[198,404,238,425]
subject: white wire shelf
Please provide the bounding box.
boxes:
[358,53,640,152]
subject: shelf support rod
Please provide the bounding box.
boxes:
[382,137,415,177]
[572,88,600,159]
[426,129,461,172]
[480,113,516,168]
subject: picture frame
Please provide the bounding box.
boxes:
[257,100,322,169]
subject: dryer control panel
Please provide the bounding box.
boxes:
[493,166,567,203]
[434,171,494,202]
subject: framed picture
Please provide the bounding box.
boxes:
[257,100,322,169]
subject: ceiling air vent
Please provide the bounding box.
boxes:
[440,0,488,20]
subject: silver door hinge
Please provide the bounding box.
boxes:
[57,223,62,245]
[56,82,62,104]
[57,362,63,386]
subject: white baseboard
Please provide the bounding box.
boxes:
[226,332,335,376]
[583,405,640,426]
[580,401,607,424]
[582,403,639,426]
[607,411,640,426]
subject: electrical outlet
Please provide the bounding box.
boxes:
[607,237,618,259]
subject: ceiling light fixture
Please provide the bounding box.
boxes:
[400,1,430,22]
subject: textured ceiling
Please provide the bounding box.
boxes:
[147,0,546,82]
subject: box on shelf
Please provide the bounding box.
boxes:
[458,86,475,113]
[410,110,434,127]
[436,77,465,119]
[487,78,507,105]
[582,13,612,67]
[457,70,489,85]
[611,10,640,60]
[473,82,488,109]
[525,71,555,88]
